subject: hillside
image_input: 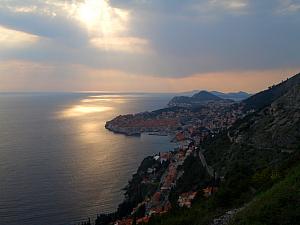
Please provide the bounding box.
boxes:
[146,155,300,225]
[93,73,300,225]
[192,91,223,101]
[211,91,251,102]
[230,162,300,225]
[243,73,300,111]
[168,91,230,107]
[178,91,251,101]
[204,83,300,175]
[145,74,300,225]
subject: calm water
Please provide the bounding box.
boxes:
[0,93,175,225]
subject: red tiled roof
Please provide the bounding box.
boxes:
[137,216,150,224]
[152,192,161,202]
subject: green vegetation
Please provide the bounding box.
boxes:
[94,72,300,225]
[169,154,211,207]
[230,163,300,225]
[94,156,168,224]
[142,153,300,225]
[145,76,300,225]
[243,73,300,110]
[176,155,210,193]
[168,90,227,107]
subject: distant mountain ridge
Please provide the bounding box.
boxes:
[144,72,300,225]
[211,91,251,101]
[178,90,251,101]
[171,72,300,110]
[168,90,249,107]
[168,90,229,107]
[192,91,223,101]
[97,72,300,225]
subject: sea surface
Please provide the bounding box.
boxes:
[0,92,176,225]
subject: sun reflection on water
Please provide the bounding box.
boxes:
[61,105,113,117]
[59,95,129,118]
[78,122,103,143]
[81,98,126,103]
[89,95,123,98]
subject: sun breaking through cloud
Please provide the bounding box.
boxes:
[0,25,38,47]
[0,0,299,92]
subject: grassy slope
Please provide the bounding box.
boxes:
[146,158,300,225]
[243,73,300,111]
[230,163,300,225]
[145,83,300,225]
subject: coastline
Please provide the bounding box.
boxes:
[105,123,142,136]
[99,98,247,224]
[105,122,171,137]
[97,121,215,225]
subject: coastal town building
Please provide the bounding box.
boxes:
[178,192,198,208]
[107,101,247,225]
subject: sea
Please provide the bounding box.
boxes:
[0,92,176,225]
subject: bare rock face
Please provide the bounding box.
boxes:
[204,79,300,175]
[243,73,300,111]
[231,84,300,151]
[211,208,244,225]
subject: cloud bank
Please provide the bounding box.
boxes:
[0,0,299,91]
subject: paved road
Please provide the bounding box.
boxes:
[198,150,215,177]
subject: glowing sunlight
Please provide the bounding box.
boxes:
[0,26,38,47]
[60,105,112,117]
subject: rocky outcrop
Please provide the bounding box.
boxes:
[231,84,300,151]
[203,75,300,176]
[243,73,300,111]
[211,207,244,225]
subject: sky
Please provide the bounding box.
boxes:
[0,0,300,93]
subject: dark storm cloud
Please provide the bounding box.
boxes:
[108,0,300,76]
[0,0,300,77]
